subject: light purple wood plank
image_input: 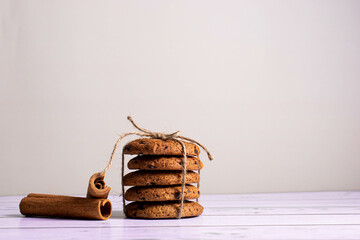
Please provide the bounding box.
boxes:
[202,206,360,216]
[4,205,360,216]
[200,191,360,201]
[201,199,360,207]
[1,214,360,228]
[1,226,360,240]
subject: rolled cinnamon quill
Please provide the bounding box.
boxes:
[19,193,112,220]
[86,172,111,199]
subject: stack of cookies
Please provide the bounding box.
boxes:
[122,138,204,219]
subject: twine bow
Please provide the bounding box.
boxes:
[128,116,181,140]
[101,116,213,219]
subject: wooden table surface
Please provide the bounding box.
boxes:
[1,192,360,239]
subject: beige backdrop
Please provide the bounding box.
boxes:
[1,0,360,195]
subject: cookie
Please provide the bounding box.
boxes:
[128,155,203,171]
[125,201,203,219]
[125,185,200,201]
[123,138,200,156]
[123,170,200,186]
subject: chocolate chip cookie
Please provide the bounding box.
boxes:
[125,201,203,219]
[125,185,200,201]
[123,138,200,156]
[123,170,200,186]
[128,155,203,171]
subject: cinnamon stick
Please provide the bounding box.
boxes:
[19,193,112,220]
[86,172,111,199]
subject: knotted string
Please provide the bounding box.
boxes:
[101,116,213,219]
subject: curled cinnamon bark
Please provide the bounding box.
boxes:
[19,193,112,220]
[86,172,111,199]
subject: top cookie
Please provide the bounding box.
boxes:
[123,138,200,156]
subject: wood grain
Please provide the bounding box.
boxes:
[1,192,360,239]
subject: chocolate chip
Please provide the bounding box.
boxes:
[150,182,156,185]
[179,161,183,165]
[194,147,198,155]
[164,146,168,149]
[146,182,151,186]
[194,161,198,165]
[148,165,156,169]
[139,140,146,144]
[125,145,131,151]
[140,197,145,201]
[174,192,181,199]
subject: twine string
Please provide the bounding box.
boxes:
[173,138,187,218]
[121,149,125,211]
[101,116,213,218]
[196,169,200,203]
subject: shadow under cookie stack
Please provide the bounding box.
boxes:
[122,138,204,219]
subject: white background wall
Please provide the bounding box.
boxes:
[1,0,359,196]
